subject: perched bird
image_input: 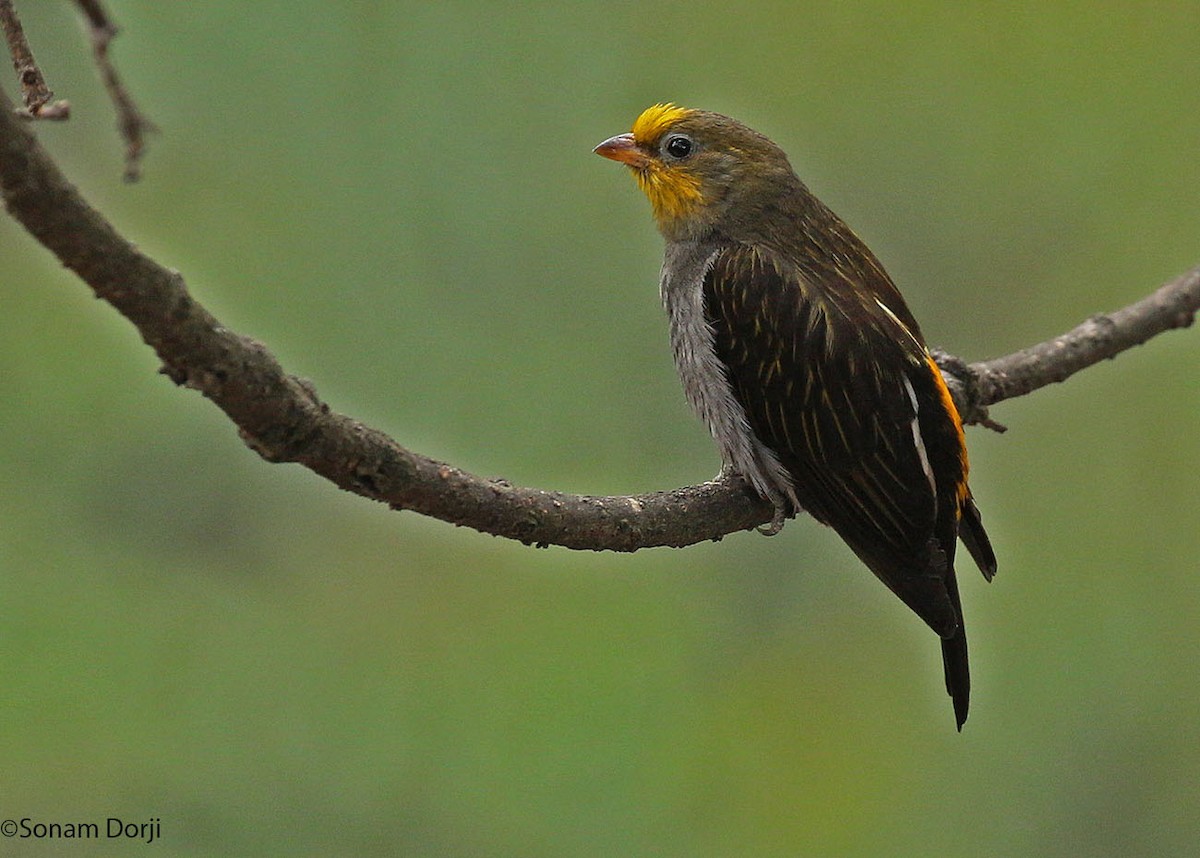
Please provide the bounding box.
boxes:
[595,104,997,729]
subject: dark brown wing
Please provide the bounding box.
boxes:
[703,242,965,636]
[959,494,997,581]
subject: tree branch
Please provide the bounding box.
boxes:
[1,83,1197,551]
[71,0,154,181]
[931,267,1200,431]
[978,270,1197,407]
[0,0,70,119]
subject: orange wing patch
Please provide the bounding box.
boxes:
[925,354,971,505]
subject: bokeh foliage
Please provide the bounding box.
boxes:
[2,2,1199,855]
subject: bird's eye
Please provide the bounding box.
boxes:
[664,135,694,159]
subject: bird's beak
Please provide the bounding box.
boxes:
[594,133,650,168]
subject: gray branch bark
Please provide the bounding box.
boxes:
[1,85,1197,551]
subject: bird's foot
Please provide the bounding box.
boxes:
[713,466,790,536]
[712,463,737,484]
[756,495,789,537]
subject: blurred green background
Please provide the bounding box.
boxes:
[3,2,1199,855]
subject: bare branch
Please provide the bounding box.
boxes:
[975,269,1199,404]
[0,0,70,119]
[0,85,766,549]
[1,84,1196,550]
[931,268,1200,429]
[72,0,111,32]
[71,0,154,181]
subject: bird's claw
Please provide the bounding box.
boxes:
[714,465,789,535]
[757,503,788,536]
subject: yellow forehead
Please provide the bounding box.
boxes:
[632,103,696,147]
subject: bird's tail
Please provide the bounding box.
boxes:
[941,569,970,731]
[940,492,997,730]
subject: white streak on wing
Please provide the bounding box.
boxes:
[874,297,923,351]
[902,375,937,501]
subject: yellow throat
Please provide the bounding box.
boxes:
[630,104,704,225]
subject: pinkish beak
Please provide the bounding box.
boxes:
[594,133,650,168]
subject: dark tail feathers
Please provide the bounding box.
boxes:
[940,567,971,731]
[942,625,970,731]
[959,495,997,581]
[944,496,997,730]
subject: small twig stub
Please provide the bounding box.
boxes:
[73,0,155,181]
[1,0,70,119]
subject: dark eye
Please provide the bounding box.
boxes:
[664,135,694,159]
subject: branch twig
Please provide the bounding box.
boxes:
[932,269,1200,430]
[977,270,1198,407]
[1,84,1197,551]
[0,0,70,119]
[71,0,154,181]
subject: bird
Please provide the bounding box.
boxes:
[595,104,997,729]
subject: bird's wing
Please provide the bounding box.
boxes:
[703,241,963,635]
[958,494,997,581]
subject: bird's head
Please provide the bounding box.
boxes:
[595,104,800,242]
